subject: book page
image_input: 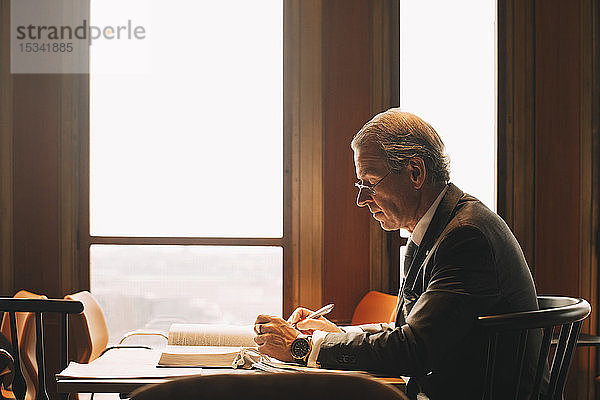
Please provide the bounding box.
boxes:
[168,324,256,347]
[158,345,243,367]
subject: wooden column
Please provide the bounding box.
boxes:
[497,0,536,271]
[498,0,599,397]
[286,0,399,321]
[284,0,324,315]
[369,0,401,296]
[0,0,14,296]
[321,0,373,322]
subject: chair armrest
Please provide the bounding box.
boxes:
[99,345,153,358]
[118,330,168,345]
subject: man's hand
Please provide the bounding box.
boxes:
[254,315,300,362]
[287,307,342,335]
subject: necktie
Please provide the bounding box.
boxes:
[403,240,419,277]
[395,239,420,325]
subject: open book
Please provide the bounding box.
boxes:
[157,324,259,368]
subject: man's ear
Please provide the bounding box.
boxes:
[407,157,427,189]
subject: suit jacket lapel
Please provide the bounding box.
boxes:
[395,184,464,325]
[412,183,464,269]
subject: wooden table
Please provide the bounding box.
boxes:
[55,348,405,396]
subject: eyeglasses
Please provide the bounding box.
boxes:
[354,170,392,196]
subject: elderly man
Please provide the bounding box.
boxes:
[255,109,541,400]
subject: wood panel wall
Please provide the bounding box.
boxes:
[497,0,536,270]
[320,0,400,323]
[321,0,373,322]
[12,75,62,296]
[369,0,401,297]
[0,2,88,298]
[534,0,583,298]
[498,0,600,398]
[288,0,399,322]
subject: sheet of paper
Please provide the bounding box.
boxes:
[57,348,203,379]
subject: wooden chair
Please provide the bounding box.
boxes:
[351,290,397,325]
[477,295,591,400]
[64,291,111,365]
[129,372,409,400]
[65,291,167,363]
[0,291,84,400]
[0,290,49,400]
[64,291,168,400]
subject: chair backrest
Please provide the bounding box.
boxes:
[0,290,47,400]
[477,295,591,400]
[129,372,409,400]
[351,290,397,325]
[0,292,84,400]
[64,291,109,364]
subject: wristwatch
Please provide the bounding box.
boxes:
[290,334,312,365]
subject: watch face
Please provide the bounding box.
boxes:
[291,337,311,359]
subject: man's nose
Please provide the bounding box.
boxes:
[356,188,371,207]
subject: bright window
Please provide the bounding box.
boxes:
[399,0,496,210]
[89,0,284,342]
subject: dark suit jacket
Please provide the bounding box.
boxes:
[317,183,542,400]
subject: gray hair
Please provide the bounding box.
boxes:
[351,108,450,184]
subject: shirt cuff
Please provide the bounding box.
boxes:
[307,330,328,368]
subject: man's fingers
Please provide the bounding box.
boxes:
[259,322,273,334]
[296,318,328,331]
[296,317,341,333]
[286,310,301,324]
[287,307,314,324]
[254,332,274,346]
[260,319,296,336]
[255,314,273,324]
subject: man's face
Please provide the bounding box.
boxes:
[353,142,419,231]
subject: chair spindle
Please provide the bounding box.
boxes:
[554,321,582,400]
[547,324,571,399]
[60,313,68,370]
[9,312,26,400]
[512,329,529,400]
[531,326,553,399]
[34,312,49,400]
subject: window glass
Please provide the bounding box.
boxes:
[400,0,496,210]
[91,245,282,343]
[89,0,284,344]
[90,0,283,237]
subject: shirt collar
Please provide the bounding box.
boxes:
[409,185,448,246]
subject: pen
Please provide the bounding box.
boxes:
[292,303,335,329]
